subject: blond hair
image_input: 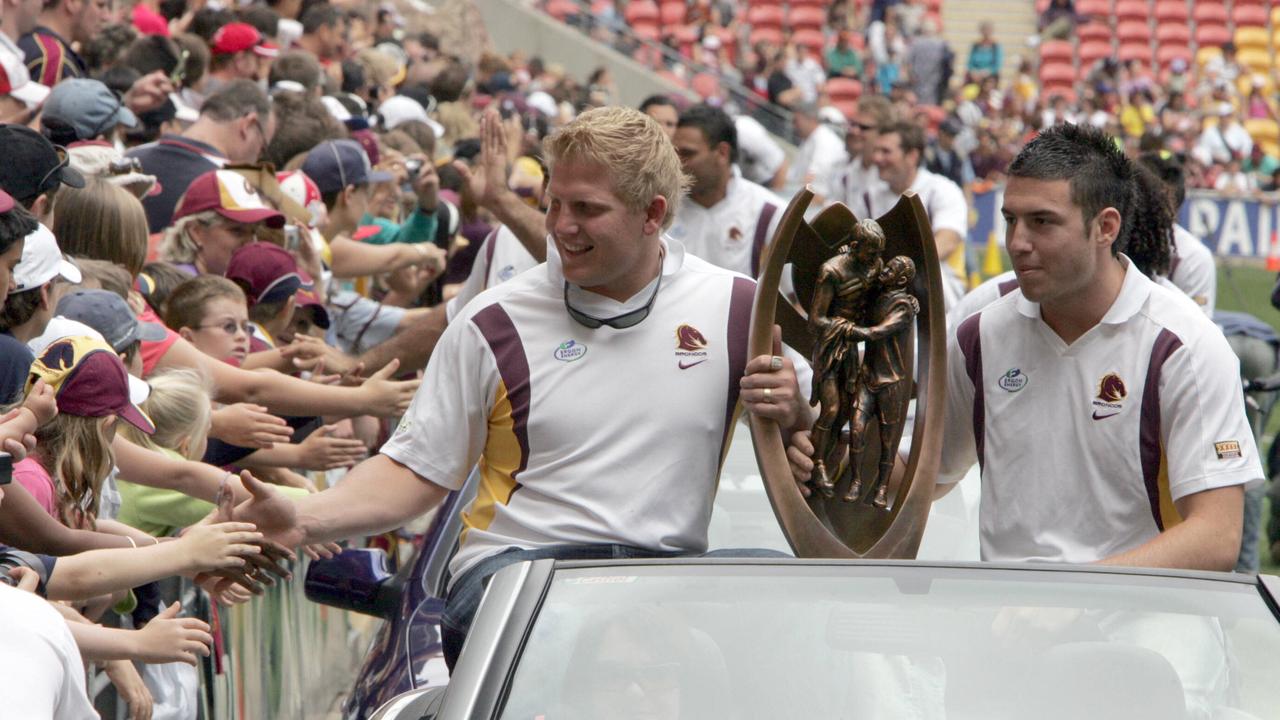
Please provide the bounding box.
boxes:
[34,414,116,529]
[120,369,212,461]
[52,180,150,277]
[159,210,221,266]
[543,106,689,230]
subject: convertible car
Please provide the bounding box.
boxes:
[367,558,1280,720]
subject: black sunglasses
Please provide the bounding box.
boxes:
[563,270,663,330]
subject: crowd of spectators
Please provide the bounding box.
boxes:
[549,0,1280,197]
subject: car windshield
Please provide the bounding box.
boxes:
[498,564,1280,720]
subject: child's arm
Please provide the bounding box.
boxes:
[58,601,212,665]
[240,424,367,471]
[0,482,134,554]
[44,522,264,601]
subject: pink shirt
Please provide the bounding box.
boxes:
[139,305,180,378]
[12,457,57,518]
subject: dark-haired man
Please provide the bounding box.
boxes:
[17,0,106,84]
[669,104,783,278]
[1137,152,1216,315]
[128,79,276,232]
[937,124,1260,571]
[638,93,678,139]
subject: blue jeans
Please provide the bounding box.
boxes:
[440,544,789,669]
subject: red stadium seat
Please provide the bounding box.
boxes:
[1117,41,1152,63]
[1195,24,1231,48]
[792,28,826,55]
[1075,22,1111,43]
[1039,61,1075,85]
[1233,4,1268,28]
[1115,21,1149,43]
[633,23,660,41]
[1155,24,1189,45]
[1156,44,1192,67]
[1234,0,1267,6]
[1192,3,1227,26]
[624,0,659,24]
[1113,0,1148,22]
[1039,39,1074,63]
[544,0,579,20]
[748,26,784,47]
[1078,40,1113,67]
[826,76,862,102]
[1075,0,1109,18]
[788,5,825,30]
[1152,0,1186,22]
[746,4,784,29]
[831,101,858,122]
[669,23,699,44]
[659,1,686,25]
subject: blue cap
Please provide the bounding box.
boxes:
[300,139,393,195]
[56,289,167,353]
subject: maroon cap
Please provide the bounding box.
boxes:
[211,23,276,57]
[173,170,286,228]
[226,241,301,307]
[28,336,155,434]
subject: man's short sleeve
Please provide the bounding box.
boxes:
[938,313,980,484]
[328,291,407,356]
[379,313,496,491]
[1160,331,1264,501]
[736,116,786,185]
[925,176,968,237]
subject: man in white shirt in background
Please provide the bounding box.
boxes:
[866,119,969,309]
[1137,152,1216,315]
[785,101,847,206]
[734,113,788,191]
[670,104,784,278]
[831,95,893,217]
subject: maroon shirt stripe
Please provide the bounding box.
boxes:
[751,203,778,278]
[997,278,1020,297]
[1139,328,1184,531]
[957,312,985,471]
[471,304,532,490]
[720,277,755,459]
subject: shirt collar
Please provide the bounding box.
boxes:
[547,235,685,315]
[1014,254,1150,324]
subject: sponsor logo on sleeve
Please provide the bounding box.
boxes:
[675,324,709,369]
[1215,440,1242,460]
[997,368,1027,392]
[497,264,516,282]
[1091,372,1127,420]
[553,340,587,362]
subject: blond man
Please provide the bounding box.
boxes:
[227,107,809,666]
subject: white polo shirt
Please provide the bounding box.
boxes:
[786,123,847,200]
[445,225,539,322]
[831,157,885,217]
[669,172,783,277]
[735,115,786,187]
[383,238,758,581]
[940,258,1261,563]
[867,167,968,310]
[1170,224,1216,316]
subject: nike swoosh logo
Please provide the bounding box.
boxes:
[678,359,708,370]
[1092,410,1121,420]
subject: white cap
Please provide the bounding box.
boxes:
[0,36,50,108]
[321,95,352,122]
[527,90,557,118]
[13,224,82,292]
[379,95,429,129]
[28,317,150,404]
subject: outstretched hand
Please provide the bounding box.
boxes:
[359,358,421,417]
[454,109,510,210]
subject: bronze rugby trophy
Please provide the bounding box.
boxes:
[747,188,946,559]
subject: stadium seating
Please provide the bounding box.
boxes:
[792,28,826,55]
[1076,0,1110,18]
[659,1,686,26]
[1156,45,1193,68]
[788,6,826,31]
[1195,24,1231,49]
[1113,0,1147,22]
[1156,24,1190,46]
[1235,27,1270,53]
[746,4,784,30]
[1078,40,1113,68]
[1116,21,1150,44]
[1039,40,1074,64]
[1076,22,1112,44]
[545,0,579,21]
[1153,0,1187,23]
[1192,3,1228,27]
[1233,4,1269,28]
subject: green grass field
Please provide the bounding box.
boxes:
[1216,261,1280,573]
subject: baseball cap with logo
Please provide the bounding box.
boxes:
[27,335,155,434]
[225,242,302,307]
[172,170,286,228]
[211,22,278,58]
[41,79,139,142]
[0,125,85,203]
[0,38,50,108]
[13,223,82,292]
[57,289,167,353]
[301,139,393,195]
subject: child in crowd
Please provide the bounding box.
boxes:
[16,336,156,528]
[162,276,367,475]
